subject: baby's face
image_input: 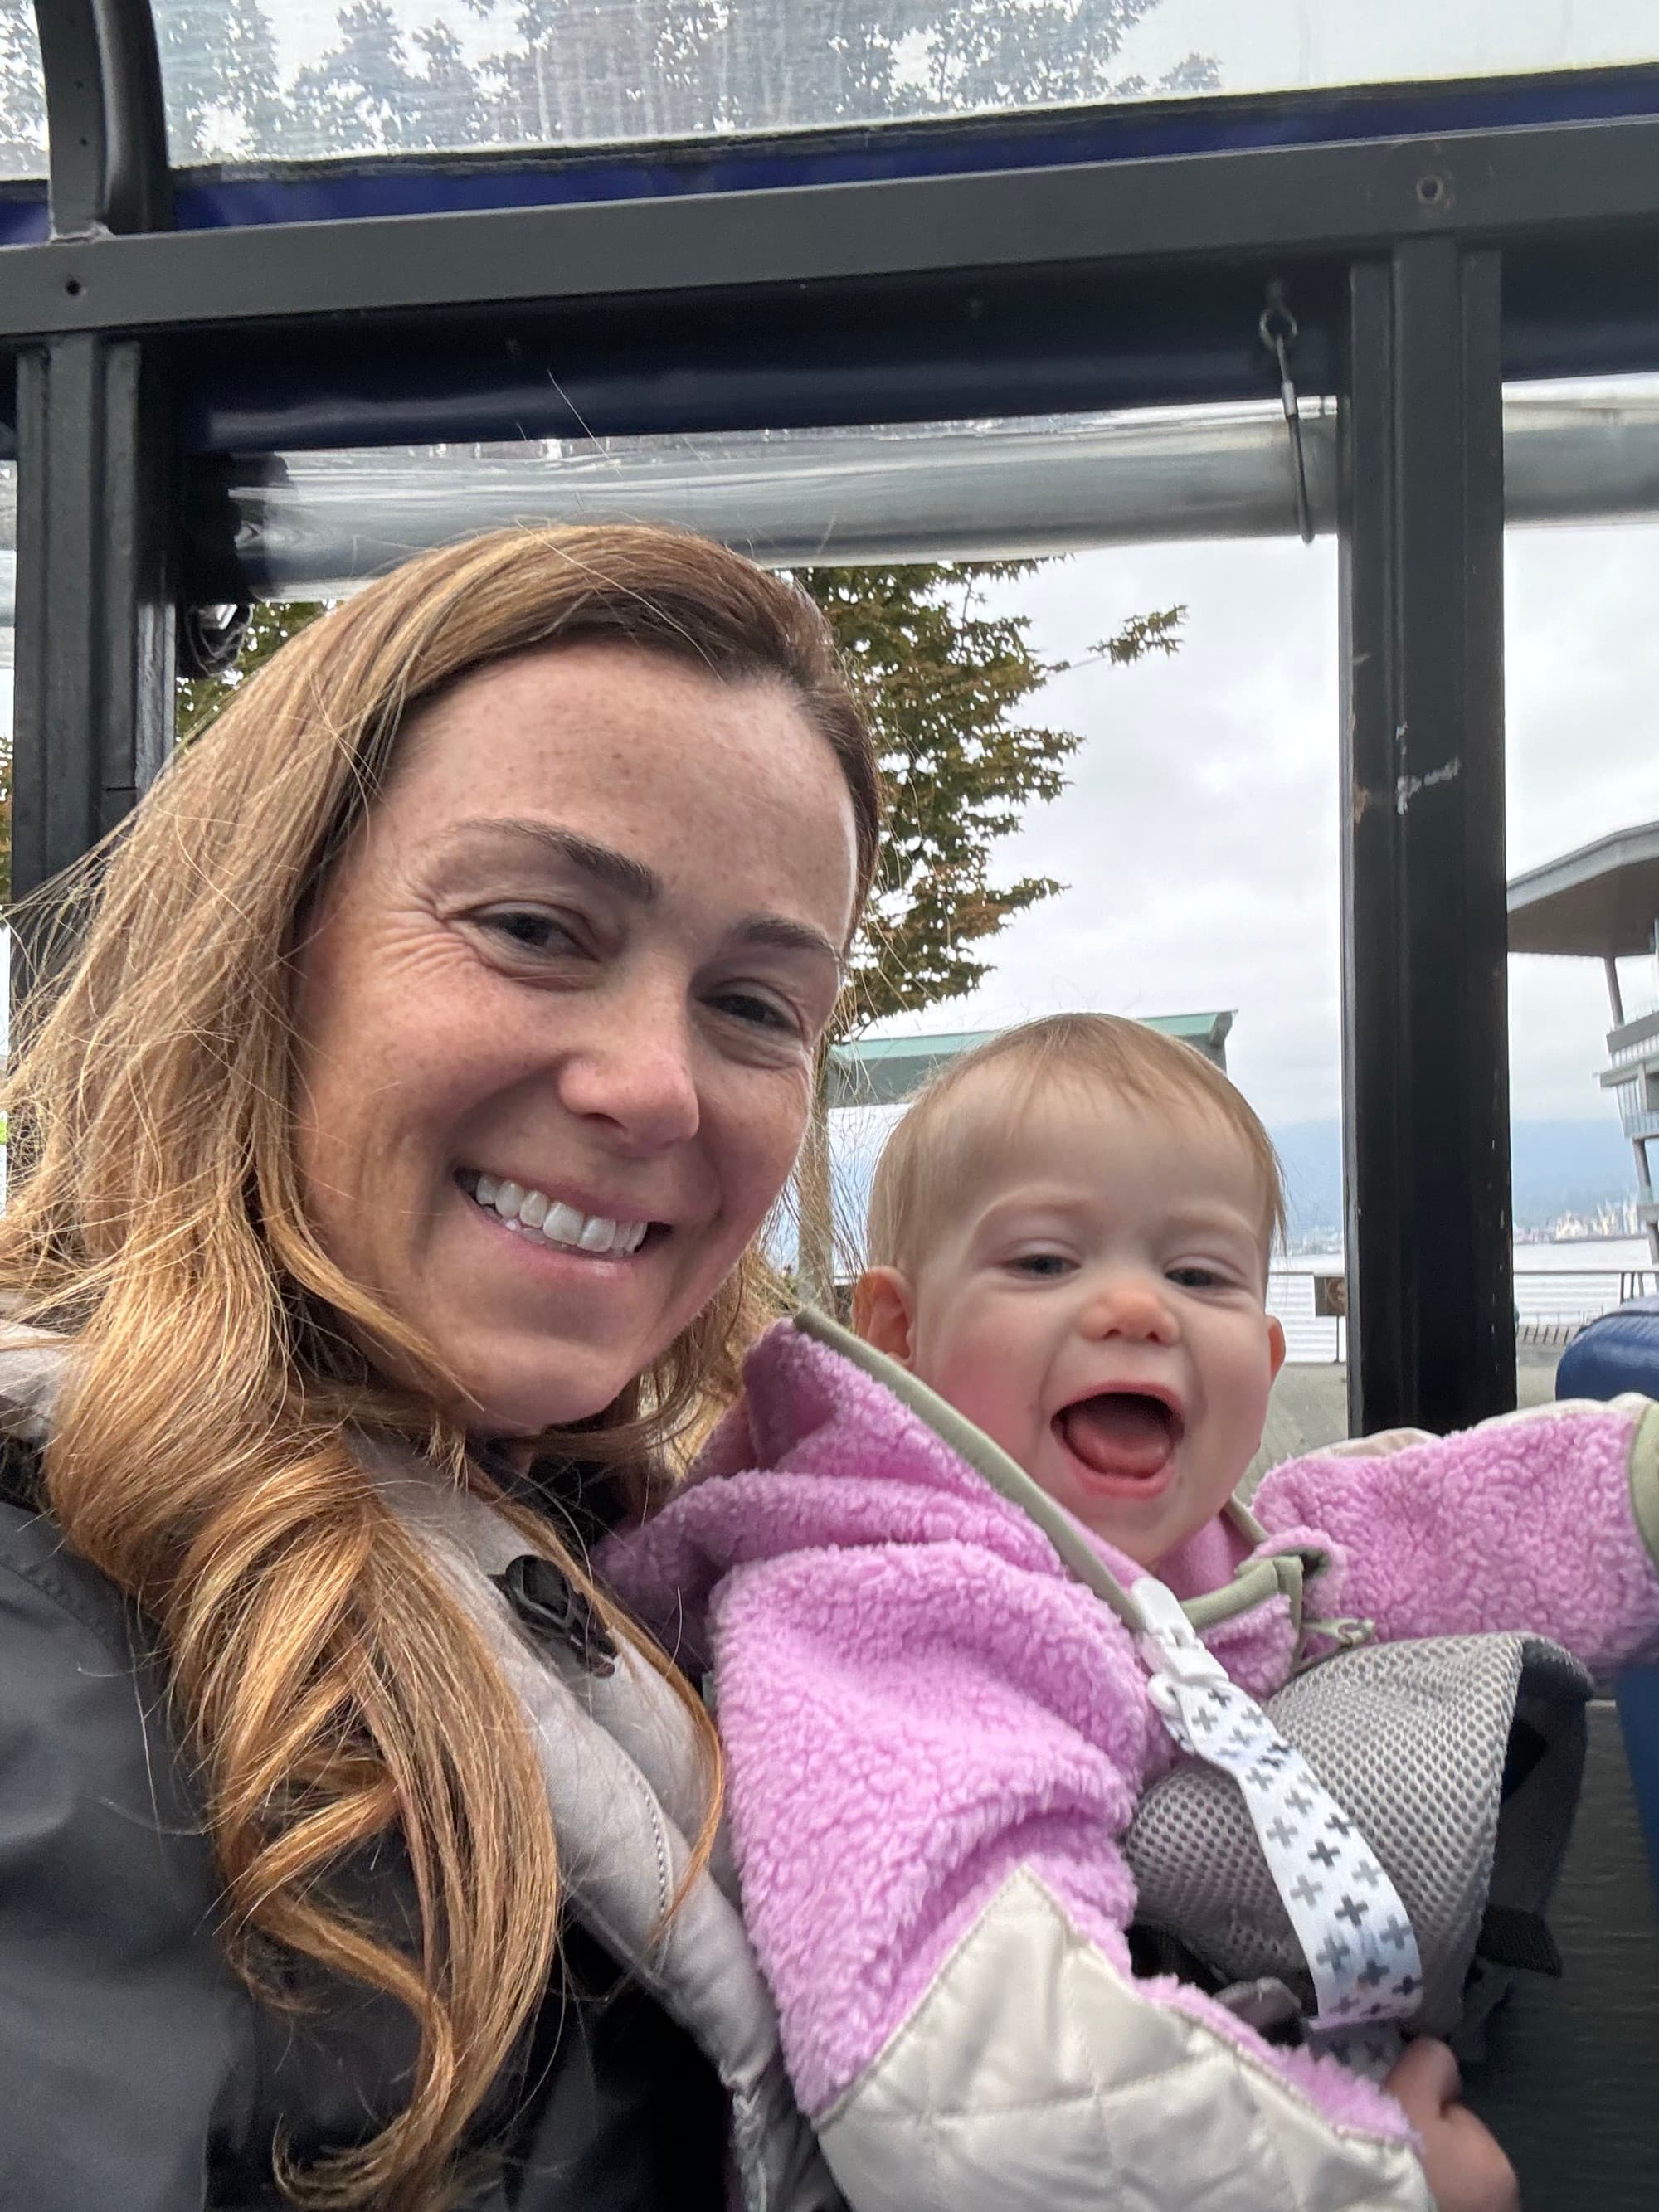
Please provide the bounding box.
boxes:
[866,1084,1285,1570]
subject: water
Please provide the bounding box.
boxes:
[1292,1237,1653,1274]
[1272,1237,1657,1362]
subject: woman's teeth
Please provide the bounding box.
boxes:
[467,1171,649,1256]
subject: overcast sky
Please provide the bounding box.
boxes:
[879,519,1659,1130]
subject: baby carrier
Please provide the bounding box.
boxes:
[799,1310,1593,2070]
[1125,1623,1591,2059]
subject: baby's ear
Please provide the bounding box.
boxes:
[852,1267,917,1366]
[1267,1312,1287,1383]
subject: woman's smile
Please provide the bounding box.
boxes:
[458,1169,659,1258]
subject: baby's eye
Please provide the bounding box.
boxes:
[1010,1252,1072,1278]
[1167,1264,1224,1290]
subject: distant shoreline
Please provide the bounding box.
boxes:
[1282,1236,1654,1271]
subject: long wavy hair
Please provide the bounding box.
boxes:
[0,525,882,2209]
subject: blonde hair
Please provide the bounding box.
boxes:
[0,525,881,2210]
[866,1012,1285,1276]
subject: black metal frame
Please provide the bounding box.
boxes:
[11,2,173,966]
[12,17,1659,1427]
[1339,242,1513,1435]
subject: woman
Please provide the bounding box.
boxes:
[0,525,880,2210]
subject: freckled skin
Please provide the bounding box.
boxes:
[289,640,859,1436]
[859,1085,1287,1569]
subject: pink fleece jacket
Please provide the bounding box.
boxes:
[599,1319,1659,2171]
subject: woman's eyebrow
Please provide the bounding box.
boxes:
[731,913,844,967]
[436,818,659,903]
[433,820,841,965]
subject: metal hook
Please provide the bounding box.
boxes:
[1259,281,1315,546]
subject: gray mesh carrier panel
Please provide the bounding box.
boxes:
[1125,1634,1592,2036]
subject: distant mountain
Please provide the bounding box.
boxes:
[1272,1118,1640,1247]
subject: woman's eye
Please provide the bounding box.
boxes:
[480,908,582,955]
[709,989,798,1034]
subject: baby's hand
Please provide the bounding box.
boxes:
[1383,2038,1520,2212]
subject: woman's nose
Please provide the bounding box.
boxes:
[555,987,701,1154]
[1082,1272,1179,1344]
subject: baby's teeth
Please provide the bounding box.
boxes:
[518,1189,548,1229]
[578,1214,617,1253]
[475,1172,499,1207]
[544,1202,586,1247]
[493,1179,524,1219]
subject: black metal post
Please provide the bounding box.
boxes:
[1338,238,1515,1436]
[11,336,173,892]
[12,2,175,924]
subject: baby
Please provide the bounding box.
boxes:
[604,1014,1659,2212]
[851,1009,1290,1576]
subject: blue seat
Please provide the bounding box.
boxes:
[1557,1296,1659,1901]
[1556,1295,1659,1403]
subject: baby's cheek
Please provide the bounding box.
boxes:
[926,1342,1028,1456]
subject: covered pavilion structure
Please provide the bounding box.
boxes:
[1509,820,1659,1259]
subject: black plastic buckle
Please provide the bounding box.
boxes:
[493,1553,617,1677]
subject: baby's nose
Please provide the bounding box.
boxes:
[1085,1274,1178,1341]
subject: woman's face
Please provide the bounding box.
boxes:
[289,639,860,1434]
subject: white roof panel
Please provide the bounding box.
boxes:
[149,2,1659,168]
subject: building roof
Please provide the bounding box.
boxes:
[1507,820,1659,958]
[826,1013,1234,1109]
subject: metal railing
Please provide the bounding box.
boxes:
[1268,1267,1659,1364]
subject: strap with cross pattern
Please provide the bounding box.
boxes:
[1131,1576,1424,2040]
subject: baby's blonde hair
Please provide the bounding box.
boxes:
[865,1012,1287,1277]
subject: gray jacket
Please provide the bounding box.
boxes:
[0,1330,839,2212]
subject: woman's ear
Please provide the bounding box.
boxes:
[852,1266,917,1365]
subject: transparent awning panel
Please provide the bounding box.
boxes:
[153,2,1659,168]
[4,385,1659,630]
[0,382,1657,634]
[0,3,46,178]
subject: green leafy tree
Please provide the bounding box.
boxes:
[921,0,1209,109]
[285,0,1215,153]
[801,562,1180,1041]
[0,0,1219,174]
[469,0,731,144]
[791,559,1180,1297]
[289,0,435,155]
[175,600,330,741]
[153,0,285,163]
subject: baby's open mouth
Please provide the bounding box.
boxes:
[1055,1392,1183,1481]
